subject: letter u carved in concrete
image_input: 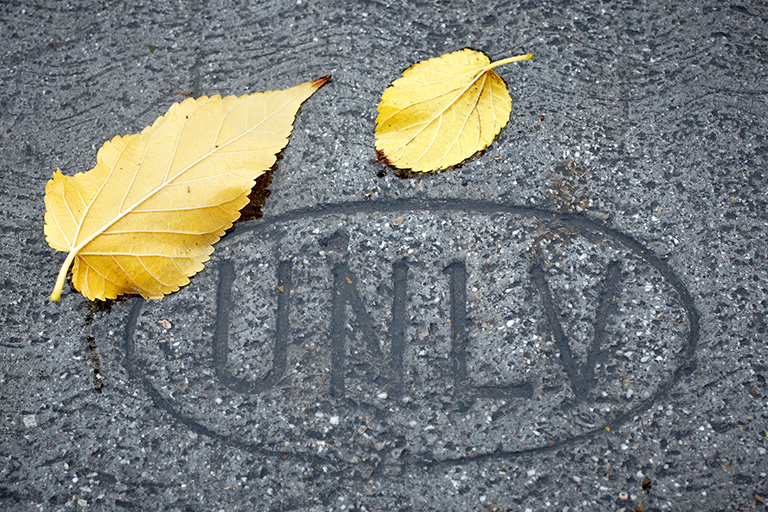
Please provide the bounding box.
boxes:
[212,260,291,395]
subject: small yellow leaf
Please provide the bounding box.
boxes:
[45,76,330,301]
[375,48,532,172]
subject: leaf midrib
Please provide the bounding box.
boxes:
[69,89,305,258]
[377,53,531,161]
[382,64,492,155]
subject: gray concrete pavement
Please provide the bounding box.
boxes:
[1,0,767,510]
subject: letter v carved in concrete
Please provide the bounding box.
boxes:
[530,261,623,401]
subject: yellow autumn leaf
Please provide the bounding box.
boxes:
[374,48,532,172]
[45,76,330,301]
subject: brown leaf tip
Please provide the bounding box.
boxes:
[373,149,390,165]
[313,75,332,88]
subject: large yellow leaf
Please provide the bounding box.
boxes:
[374,48,532,172]
[45,76,330,301]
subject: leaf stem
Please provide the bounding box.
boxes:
[488,53,533,69]
[50,251,77,301]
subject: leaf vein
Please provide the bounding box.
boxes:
[68,86,310,258]
[385,69,488,156]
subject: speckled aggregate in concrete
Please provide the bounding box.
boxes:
[1,1,767,511]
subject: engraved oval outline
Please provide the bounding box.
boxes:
[122,198,699,464]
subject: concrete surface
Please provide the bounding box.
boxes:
[2,0,767,510]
